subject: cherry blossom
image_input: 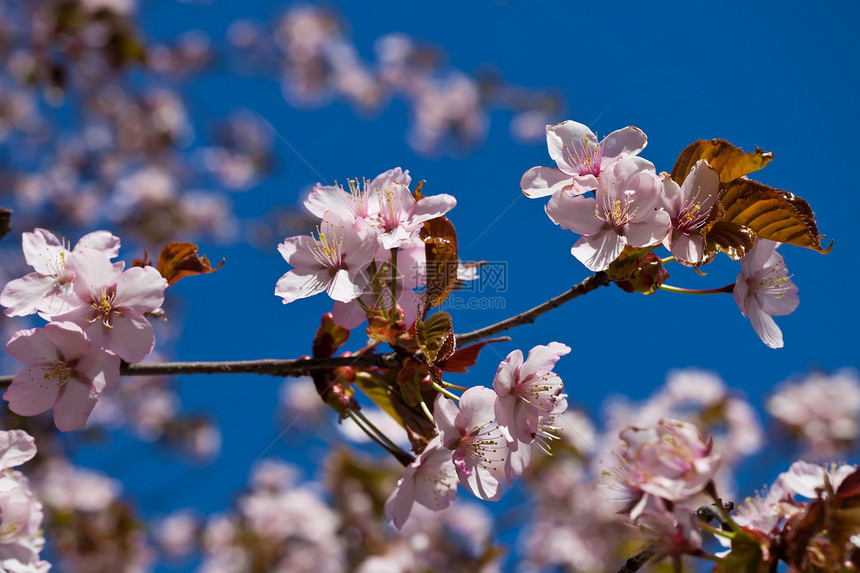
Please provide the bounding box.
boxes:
[659,160,719,265]
[635,503,703,559]
[0,228,120,317]
[4,322,120,431]
[733,240,799,348]
[374,181,457,249]
[781,460,856,499]
[766,369,860,459]
[275,210,378,304]
[609,418,721,517]
[545,156,671,271]
[51,250,168,363]
[520,120,648,198]
[435,388,508,501]
[304,167,411,221]
[493,342,570,446]
[0,430,49,573]
[384,436,458,529]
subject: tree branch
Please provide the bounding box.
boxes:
[0,273,612,388]
[0,353,400,389]
[455,271,611,347]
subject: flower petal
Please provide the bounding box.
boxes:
[545,193,604,236]
[546,121,596,173]
[53,377,100,431]
[3,367,61,416]
[5,328,58,366]
[275,270,328,304]
[74,231,121,257]
[570,231,626,272]
[601,126,647,159]
[519,342,571,380]
[520,166,573,198]
[0,273,58,317]
[327,268,362,303]
[0,430,37,469]
[492,349,523,396]
[116,267,167,313]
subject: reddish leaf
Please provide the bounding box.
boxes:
[438,337,508,373]
[415,311,456,365]
[719,178,832,253]
[420,216,460,308]
[156,242,225,287]
[671,139,773,185]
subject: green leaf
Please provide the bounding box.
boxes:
[353,374,403,428]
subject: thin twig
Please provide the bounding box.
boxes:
[454,271,611,346]
[0,354,400,389]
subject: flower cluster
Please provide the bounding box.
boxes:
[0,430,49,573]
[523,119,810,348]
[276,167,464,328]
[1,229,168,431]
[384,342,570,529]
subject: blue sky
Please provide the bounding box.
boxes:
[65,0,860,568]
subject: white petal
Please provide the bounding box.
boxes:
[520,166,573,198]
[570,232,626,272]
[601,125,647,159]
[274,270,328,304]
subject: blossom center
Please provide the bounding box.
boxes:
[43,361,72,386]
[307,225,344,269]
[564,136,604,176]
[600,192,639,228]
[676,188,713,232]
[90,288,120,327]
[378,184,409,231]
[347,177,373,218]
[752,260,792,299]
[458,422,506,474]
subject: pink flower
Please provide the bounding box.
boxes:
[635,503,703,558]
[0,430,37,470]
[435,388,508,501]
[275,210,378,304]
[383,436,458,530]
[609,418,721,517]
[521,120,647,198]
[374,182,456,249]
[4,322,120,431]
[733,240,799,349]
[493,342,570,445]
[304,167,411,221]
[659,160,719,265]
[766,370,860,460]
[51,250,168,363]
[781,460,856,499]
[0,228,120,317]
[545,156,671,271]
[0,431,49,573]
